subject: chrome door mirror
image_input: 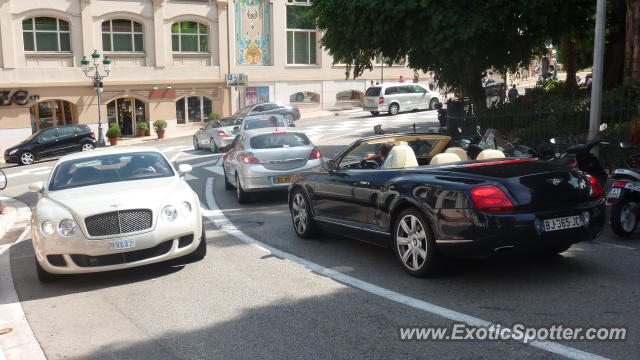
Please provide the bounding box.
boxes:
[620,141,633,149]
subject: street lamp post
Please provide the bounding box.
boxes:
[81,50,112,147]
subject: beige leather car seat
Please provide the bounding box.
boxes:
[382,145,419,169]
[476,149,506,160]
[445,147,469,161]
[430,153,462,165]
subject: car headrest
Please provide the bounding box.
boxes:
[476,149,506,160]
[430,153,462,165]
[445,147,469,161]
[382,145,419,169]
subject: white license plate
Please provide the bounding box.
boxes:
[110,239,135,250]
[607,188,621,199]
[540,216,584,232]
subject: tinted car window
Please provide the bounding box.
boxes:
[249,133,310,149]
[73,126,87,135]
[365,87,381,96]
[251,105,264,113]
[49,152,174,191]
[385,87,398,95]
[58,127,75,137]
[262,103,280,111]
[412,85,427,93]
[244,117,286,130]
[399,86,413,94]
[38,128,57,142]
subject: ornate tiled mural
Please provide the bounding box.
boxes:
[235,0,271,65]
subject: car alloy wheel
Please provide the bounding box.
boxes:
[81,143,95,151]
[193,137,200,150]
[396,214,427,271]
[290,189,318,238]
[611,199,638,237]
[389,103,399,115]
[20,152,34,165]
[620,202,638,232]
[235,174,250,203]
[394,208,439,276]
[210,139,217,153]
[429,98,438,110]
[292,193,308,234]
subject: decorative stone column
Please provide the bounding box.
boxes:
[152,0,166,67]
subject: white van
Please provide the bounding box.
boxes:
[363,83,441,116]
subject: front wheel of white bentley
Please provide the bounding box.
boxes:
[393,208,440,277]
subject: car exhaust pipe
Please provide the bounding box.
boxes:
[493,245,516,253]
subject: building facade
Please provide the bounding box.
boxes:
[0,0,420,154]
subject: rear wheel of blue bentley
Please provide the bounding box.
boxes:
[394,208,440,277]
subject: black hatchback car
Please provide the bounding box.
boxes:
[4,125,96,165]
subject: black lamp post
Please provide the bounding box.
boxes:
[81,50,112,147]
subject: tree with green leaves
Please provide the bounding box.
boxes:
[311,0,569,108]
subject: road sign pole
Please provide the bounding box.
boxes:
[588,0,606,141]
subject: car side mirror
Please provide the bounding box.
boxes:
[28,181,44,193]
[178,164,192,176]
[199,127,204,131]
[326,159,336,172]
[233,126,240,132]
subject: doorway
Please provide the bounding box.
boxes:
[106,97,147,136]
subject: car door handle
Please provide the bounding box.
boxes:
[358,180,370,186]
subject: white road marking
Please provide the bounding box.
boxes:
[0,199,46,360]
[183,174,198,181]
[201,176,610,360]
[189,157,222,168]
[204,166,225,176]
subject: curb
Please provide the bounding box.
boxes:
[0,197,46,360]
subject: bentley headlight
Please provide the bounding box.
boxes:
[9,149,18,156]
[161,205,178,222]
[40,221,55,236]
[181,202,192,217]
[58,219,77,237]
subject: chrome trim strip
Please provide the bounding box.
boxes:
[314,216,390,235]
[435,239,474,244]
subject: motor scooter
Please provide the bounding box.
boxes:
[607,141,640,237]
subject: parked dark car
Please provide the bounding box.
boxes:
[222,103,301,126]
[483,79,505,97]
[287,133,605,277]
[4,125,96,165]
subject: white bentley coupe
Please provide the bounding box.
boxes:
[29,147,206,282]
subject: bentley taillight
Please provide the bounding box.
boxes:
[470,185,514,212]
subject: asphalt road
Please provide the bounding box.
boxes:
[1,110,639,360]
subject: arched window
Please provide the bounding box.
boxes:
[289,91,320,104]
[102,19,144,52]
[22,17,70,52]
[171,21,208,52]
[176,96,213,124]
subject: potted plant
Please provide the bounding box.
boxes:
[153,120,168,139]
[137,121,149,137]
[106,123,122,146]
[209,112,222,122]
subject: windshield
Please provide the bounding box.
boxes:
[220,118,241,126]
[236,105,254,116]
[49,152,174,191]
[244,116,286,130]
[365,87,381,96]
[250,133,310,149]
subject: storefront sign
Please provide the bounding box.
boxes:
[226,73,249,87]
[0,90,39,106]
[245,86,270,106]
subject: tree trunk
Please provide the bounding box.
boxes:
[465,71,486,112]
[565,39,578,87]
[625,0,640,81]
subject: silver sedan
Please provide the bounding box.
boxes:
[193,118,240,153]
[222,128,323,203]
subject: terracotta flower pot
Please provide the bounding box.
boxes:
[108,137,119,146]
[138,129,147,137]
[156,130,165,139]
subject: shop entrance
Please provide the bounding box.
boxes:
[106,97,147,136]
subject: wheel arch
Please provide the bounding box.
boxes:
[388,199,439,241]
